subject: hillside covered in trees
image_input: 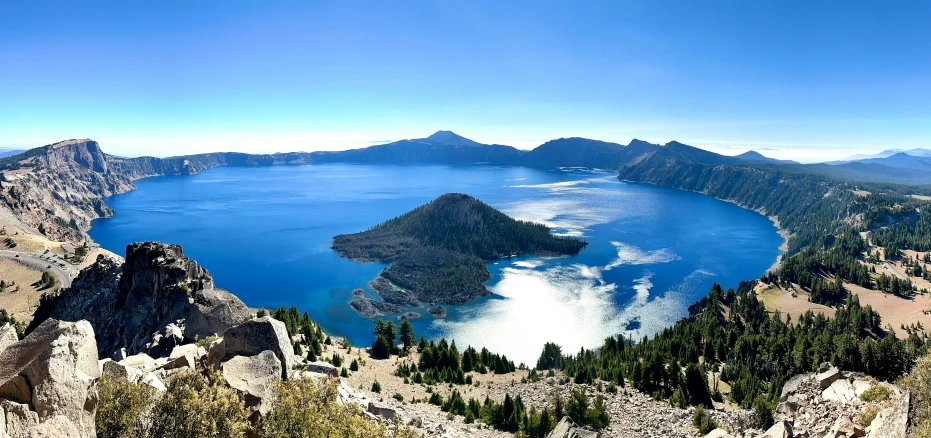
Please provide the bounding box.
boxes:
[333,193,587,307]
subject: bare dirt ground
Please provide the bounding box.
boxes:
[0,257,50,324]
[756,274,931,338]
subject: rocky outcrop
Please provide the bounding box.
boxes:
[0,319,99,438]
[546,417,598,438]
[221,350,282,422]
[0,323,17,354]
[28,242,250,358]
[774,368,908,438]
[222,316,295,380]
[0,139,316,242]
[24,415,80,438]
[348,298,404,318]
[302,361,339,378]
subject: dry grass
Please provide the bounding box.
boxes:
[0,257,49,324]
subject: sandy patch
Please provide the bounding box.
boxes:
[755,283,834,321]
[846,283,931,335]
[757,281,931,338]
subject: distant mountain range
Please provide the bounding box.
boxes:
[2,132,931,245]
[839,148,931,161]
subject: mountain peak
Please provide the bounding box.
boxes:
[736,150,798,165]
[422,131,483,146]
[737,150,767,159]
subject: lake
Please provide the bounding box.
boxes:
[88,163,782,364]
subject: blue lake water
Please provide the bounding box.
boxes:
[88,164,782,364]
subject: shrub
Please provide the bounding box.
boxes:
[857,404,880,427]
[259,377,413,438]
[858,385,892,403]
[692,405,718,435]
[195,335,219,349]
[96,376,156,438]
[371,380,382,393]
[149,369,249,438]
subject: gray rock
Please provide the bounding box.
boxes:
[816,367,842,389]
[703,429,734,438]
[221,351,282,421]
[869,391,909,438]
[367,402,397,421]
[547,416,598,438]
[0,375,32,404]
[821,379,856,403]
[0,323,17,355]
[222,316,294,380]
[829,416,864,437]
[303,361,338,378]
[140,372,166,392]
[26,415,80,438]
[348,298,403,318]
[205,337,225,370]
[780,373,813,401]
[118,353,157,372]
[1,399,40,438]
[101,360,143,383]
[760,420,793,438]
[0,319,99,438]
[160,344,206,371]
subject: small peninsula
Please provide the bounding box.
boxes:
[332,193,587,312]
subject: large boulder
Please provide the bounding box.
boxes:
[27,243,251,358]
[1,400,40,437]
[0,319,99,438]
[303,361,338,378]
[869,391,909,438]
[221,351,282,421]
[222,317,295,380]
[160,344,206,371]
[26,415,80,438]
[546,416,599,438]
[760,420,793,438]
[821,378,856,403]
[816,366,843,389]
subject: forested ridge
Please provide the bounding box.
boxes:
[332,193,586,262]
[332,193,586,306]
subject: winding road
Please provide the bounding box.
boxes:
[0,249,75,288]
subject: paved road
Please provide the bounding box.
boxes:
[883,262,908,281]
[0,249,75,288]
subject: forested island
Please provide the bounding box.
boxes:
[332,193,587,313]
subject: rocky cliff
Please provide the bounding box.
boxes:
[27,241,251,358]
[0,139,315,243]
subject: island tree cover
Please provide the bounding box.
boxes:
[333,193,586,305]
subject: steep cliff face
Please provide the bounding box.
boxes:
[0,140,318,242]
[27,242,251,357]
[0,140,145,241]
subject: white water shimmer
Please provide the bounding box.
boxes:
[605,242,682,269]
[436,244,695,365]
[434,174,697,364]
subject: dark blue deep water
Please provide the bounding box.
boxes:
[89,164,782,364]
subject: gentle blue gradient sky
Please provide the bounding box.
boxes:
[2,1,929,161]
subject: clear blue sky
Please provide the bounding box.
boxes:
[2,1,929,161]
